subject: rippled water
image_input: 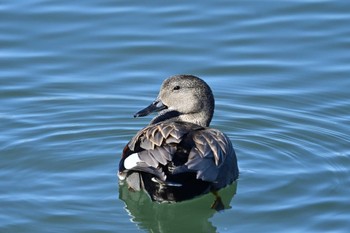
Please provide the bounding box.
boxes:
[1,1,350,232]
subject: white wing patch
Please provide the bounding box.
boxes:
[124,153,141,169]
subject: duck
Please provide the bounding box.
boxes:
[118,74,239,209]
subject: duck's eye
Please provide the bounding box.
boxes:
[173,86,180,91]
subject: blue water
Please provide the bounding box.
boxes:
[1,1,350,232]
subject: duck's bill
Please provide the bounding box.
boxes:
[134,99,167,118]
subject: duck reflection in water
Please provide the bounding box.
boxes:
[119,181,237,233]
[118,75,239,211]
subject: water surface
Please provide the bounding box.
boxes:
[1,1,350,232]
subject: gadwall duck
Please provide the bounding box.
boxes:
[118,75,238,209]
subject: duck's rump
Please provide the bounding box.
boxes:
[140,171,212,202]
[121,157,214,202]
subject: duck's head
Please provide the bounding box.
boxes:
[134,74,215,127]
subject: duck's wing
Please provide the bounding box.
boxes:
[121,122,238,188]
[121,122,202,180]
[174,128,238,187]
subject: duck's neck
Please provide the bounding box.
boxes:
[150,109,212,127]
[150,110,180,125]
[178,112,212,127]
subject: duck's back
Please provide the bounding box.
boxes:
[119,121,238,202]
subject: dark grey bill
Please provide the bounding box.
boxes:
[134,99,167,118]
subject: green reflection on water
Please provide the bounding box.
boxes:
[119,182,238,233]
